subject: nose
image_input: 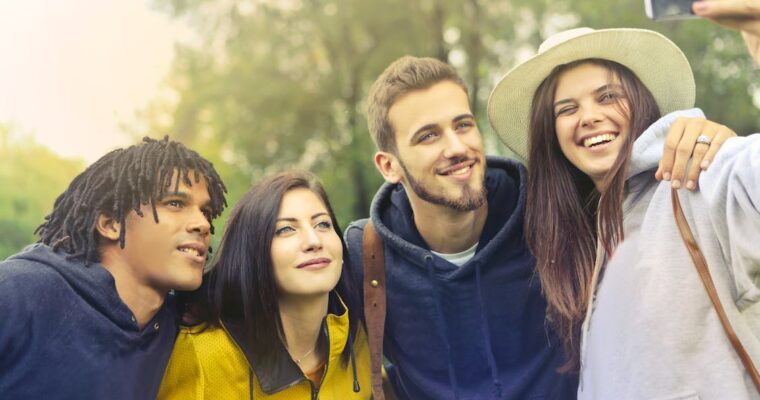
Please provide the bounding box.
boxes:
[301,226,323,252]
[442,129,469,159]
[580,102,604,128]
[187,208,211,236]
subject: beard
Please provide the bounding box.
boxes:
[399,158,487,212]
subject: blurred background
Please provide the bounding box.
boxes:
[1,0,758,259]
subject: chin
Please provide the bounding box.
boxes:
[172,276,203,292]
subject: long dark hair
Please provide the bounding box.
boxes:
[525,58,661,371]
[187,170,359,364]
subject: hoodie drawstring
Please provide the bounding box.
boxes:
[425,254,460,400]
[249,368,254,399]
[475,262,503,399]
[349,328,361,393]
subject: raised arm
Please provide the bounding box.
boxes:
[699,133,760,309]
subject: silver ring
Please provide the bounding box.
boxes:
[696,135,712,145]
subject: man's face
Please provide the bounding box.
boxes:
[114,169,213,293]
[383,80,486,211]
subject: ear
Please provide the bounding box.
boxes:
[95,213,122,242]
[374,151,404,184]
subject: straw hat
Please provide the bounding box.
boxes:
[487,27,695,160]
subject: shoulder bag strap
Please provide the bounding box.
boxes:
[363,220,387,400]
[671,189,760,393]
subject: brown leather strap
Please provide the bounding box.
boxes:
[363,221,386,400]
[672,189,760,393]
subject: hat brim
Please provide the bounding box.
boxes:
[487,28,695,161]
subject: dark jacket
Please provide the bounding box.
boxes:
[0,244,178,399]
[345,157,577,400]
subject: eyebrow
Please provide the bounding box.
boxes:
[276,212,330,222]
[408,113,475,144]
[553,84,623,108]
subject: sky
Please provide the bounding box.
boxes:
[0,0,188,162]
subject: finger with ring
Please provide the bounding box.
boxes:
[696,135,712,145]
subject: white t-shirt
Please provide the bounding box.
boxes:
[431,241,478,267]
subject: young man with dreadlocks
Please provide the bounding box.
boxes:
[0,137,227,399]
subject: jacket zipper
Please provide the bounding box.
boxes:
[311,323,331,400]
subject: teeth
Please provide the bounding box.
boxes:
[448,166,470,175]
[583,133,617,148]
[179,248,200,257]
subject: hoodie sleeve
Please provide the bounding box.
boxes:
[699,134,760,310]
[0,261,39,378]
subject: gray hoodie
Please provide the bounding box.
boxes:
[578,109,760,400]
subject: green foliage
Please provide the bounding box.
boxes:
[133,0,759,226]
[0,125,84,259]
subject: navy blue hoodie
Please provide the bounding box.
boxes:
[345,157,577,400]
[0,244,177,399]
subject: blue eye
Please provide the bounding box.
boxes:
[456,121,474,130]
[316,221,332,230]
[275,226,295,236]
[418,131,438,143]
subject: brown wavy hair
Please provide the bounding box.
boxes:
[525,58,660,372]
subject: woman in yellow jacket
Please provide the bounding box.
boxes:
[158,171,371,399]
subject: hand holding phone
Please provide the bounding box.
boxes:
[691,0,760,64]
[645,0,698,20]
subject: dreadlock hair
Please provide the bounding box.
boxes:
[35,136,228,265]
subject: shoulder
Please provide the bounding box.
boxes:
[160,323,252,399]
[344,219,369,249]
[485,155,526,172]
[179,324,247,362]
[0,258,65,300]
[485,156,527,191]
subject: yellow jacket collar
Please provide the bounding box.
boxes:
[221,291,349,394]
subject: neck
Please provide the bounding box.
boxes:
[409,197,488,254]
[99,247,166,329]
[279,293,330,371]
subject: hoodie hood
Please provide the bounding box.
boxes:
[628,108,705,178]
[6,243,138,330]
[368,156,527,278]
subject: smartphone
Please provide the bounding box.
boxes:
[645,0,698,20]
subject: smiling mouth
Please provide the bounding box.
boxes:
[297,258,332,269]
[177,245,207,260]
[438,159,476,176]
[178,247,201,257]
[582,133,618,148]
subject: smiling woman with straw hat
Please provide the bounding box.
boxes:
[488,27,760,399]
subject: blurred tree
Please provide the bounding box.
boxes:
[136,0,758,226]
[0,125,84,259]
